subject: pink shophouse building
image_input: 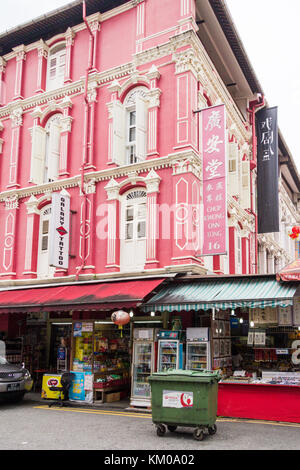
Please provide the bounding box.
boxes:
[0,0,260,286]
[1,0,300,402]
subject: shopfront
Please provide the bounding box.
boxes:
[0,277,168,404]
[143,274,300,423]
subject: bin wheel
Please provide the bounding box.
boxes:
[167,425,177,432]
[156,424,166,437]
[208,424,217,435]
[193,428,204,441]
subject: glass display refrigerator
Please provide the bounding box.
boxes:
[186,327,211,371]
[157,330,184,372]
[130,328,157,408]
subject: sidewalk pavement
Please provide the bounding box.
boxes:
[25,391,150,413]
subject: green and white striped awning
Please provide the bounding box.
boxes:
[143,277,299,313]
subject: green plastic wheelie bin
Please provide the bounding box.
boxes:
[148,369,220,441]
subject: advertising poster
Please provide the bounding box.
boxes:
[73,322,82,337]
[69,371,93,403]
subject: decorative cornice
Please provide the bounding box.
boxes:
[0,152,202,203]
[145,169,161,193]
[65,27,75,47]
[4,194,19,210]
[37,39,49,59]
[0,57,6,73]
[146,64,161,81]
[10,106,23,127]
[228,194,254,232]
[13,44,26,62]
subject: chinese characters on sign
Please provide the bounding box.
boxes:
[201,104,227,255]
[256,107,279,233]
[259,116,275,161]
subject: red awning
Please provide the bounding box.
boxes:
[0,278,166,313]
[277,259,300,282]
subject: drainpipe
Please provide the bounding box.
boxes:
[247,94,265,274]
[76,1,95,281]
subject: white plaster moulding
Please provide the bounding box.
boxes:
[0,30,249,147]
[0,151,198,202]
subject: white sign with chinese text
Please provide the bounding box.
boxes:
[278,306,293,326]
[293,299,300,326]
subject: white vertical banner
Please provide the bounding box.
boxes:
[49,190,70,269]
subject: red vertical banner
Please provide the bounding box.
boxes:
[201,104,227,256]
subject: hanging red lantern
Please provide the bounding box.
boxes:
[111,310,130,326]
[288,226,300,240]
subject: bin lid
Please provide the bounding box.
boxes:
[148,369,220,382]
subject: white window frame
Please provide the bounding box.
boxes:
[37,205,55,279]
[126,108,137,164]
[46,43,66,92]
[120,189,147,272]
[44,114,62,183]
[123,87,148,165]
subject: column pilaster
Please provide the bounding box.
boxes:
[145,170,161,269]
[104,178,120,272]
[36,40,49,93]
[13,45,26,101]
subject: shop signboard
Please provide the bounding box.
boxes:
[250,307,277,325]
[293,298,300,326]
[278,306,293,326]
[230,317,239,328]
[247,331,254,346]
[276,349,289,355]
[256,106,279,234]
[254,331,266,346]
[200,104,227,256]
[49,190,70,269]
[82,322,93,332]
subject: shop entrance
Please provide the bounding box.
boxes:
[72,321,131,404]
[49,322,72,372]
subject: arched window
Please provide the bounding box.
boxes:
[120,189,147,272]
[111,86,148,166]
[46,43,66,91]
[44,114,62,183]
[37,205,55,278]
[124,87,148,165]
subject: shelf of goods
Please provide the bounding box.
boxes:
[93,335,130,403]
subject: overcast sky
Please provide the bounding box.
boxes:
[0,0,299,171]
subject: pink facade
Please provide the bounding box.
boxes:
[0,0,255,284]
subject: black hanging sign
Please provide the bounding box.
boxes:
[256,106,279,234]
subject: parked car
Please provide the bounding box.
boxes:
[0,356,33,402]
